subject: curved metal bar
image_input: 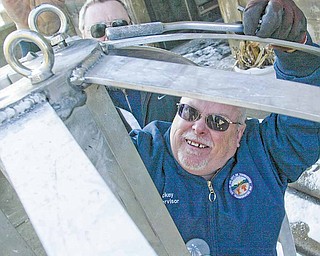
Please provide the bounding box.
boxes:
[3,29,54,84]
[163,21,244,33]
[28,3,68,39]
[106,21,244,40]
[105,33,320,57]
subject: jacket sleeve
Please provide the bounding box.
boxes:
[262,34,320,182]
[273,34,320,86]
[260,114,320,182]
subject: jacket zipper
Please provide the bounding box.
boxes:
[207,180,216,202]
[207,179,217,255]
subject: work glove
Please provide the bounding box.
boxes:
[243,0,307,43]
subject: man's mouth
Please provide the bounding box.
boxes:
[186,139,209,149]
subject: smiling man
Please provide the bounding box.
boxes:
[170,99,246,180]
[129,0,320,254]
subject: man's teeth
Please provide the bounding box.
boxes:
[186,139,207,148]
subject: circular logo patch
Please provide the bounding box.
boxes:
[229,173,253,199]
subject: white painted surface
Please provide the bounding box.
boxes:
[285,189,320,242]
[0,102,156,256]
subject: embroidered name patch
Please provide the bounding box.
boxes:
[162,192,180,204]
[229,173,253,199]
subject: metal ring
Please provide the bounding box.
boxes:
[28,3,68,38]
[3,29,54,84]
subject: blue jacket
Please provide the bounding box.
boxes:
[130,39,320,255]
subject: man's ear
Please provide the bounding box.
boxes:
[236,123,246,147]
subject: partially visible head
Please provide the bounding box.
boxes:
[79,0,131,40]
[170,97,247,180]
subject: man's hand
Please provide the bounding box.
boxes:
[243,0,307,43]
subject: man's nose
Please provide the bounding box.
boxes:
[192,117,208,134]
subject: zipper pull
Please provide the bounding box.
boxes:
[207,180,216,202]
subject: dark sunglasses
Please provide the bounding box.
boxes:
[90,19,129,38]
[177,103,242,132]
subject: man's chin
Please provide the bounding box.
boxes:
[178,155,208,174]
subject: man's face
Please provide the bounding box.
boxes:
[170,97,246,180]
[83,1,130,41]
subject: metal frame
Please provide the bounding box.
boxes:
[1,9,319,254]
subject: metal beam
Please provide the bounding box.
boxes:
[83,84,189,255]
[0,101,157,255]
[83,53,320,122]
